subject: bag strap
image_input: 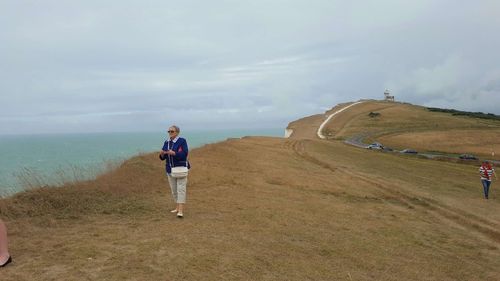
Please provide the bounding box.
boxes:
[168,139,188,168]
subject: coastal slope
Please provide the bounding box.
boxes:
[1,101,500,280]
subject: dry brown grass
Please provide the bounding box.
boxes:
[320,101,500,159]
[378,129,500,159]
[1,133,500,280]
[322,101,400,138]
[2,101,500,280]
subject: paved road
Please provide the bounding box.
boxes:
[344,134,369,148]
[345,134,500,165]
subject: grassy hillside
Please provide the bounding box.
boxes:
[1,101,500,280]
[321,100,500,159]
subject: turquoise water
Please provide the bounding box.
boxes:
[0,129,283,197]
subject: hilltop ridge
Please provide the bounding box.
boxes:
[289,100,500,161]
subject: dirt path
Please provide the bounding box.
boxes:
[317,101,365,139]
[285,102,355,139]
[290,138,500,245]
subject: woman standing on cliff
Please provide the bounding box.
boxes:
[159,125,190,218]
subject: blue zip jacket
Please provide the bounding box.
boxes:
[159,137,191,174]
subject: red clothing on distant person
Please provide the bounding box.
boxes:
[479,163,494,181]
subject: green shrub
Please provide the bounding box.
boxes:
[427,107,500,120]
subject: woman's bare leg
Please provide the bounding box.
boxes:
[0,219,10,264]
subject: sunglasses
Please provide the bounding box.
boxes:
[168,130,176,133]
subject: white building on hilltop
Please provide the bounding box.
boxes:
[384,89,395,101]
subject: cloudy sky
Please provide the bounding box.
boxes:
[1,1,499,134]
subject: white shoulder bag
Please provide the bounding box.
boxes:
[169,141,189,178]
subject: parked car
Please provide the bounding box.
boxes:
[366,142,384,150]
[459,154,477,160]
[400,149,418,154]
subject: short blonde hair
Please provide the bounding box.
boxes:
[170,125,180,133]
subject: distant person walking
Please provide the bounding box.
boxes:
[0,219,12,267]
[479,161,497,199]
[159,125,190,218]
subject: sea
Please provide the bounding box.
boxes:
[0,128,283,197]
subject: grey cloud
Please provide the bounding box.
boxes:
[1,1,500,134]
